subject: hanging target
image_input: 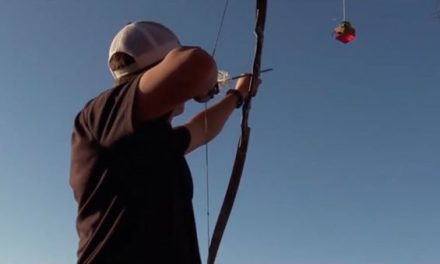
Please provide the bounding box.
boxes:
[334,20,356,44]
[333,0,356,44]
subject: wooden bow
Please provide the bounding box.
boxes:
[207,1,268,263]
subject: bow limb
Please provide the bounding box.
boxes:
[207,1,268,263]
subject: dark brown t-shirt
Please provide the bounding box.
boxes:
[70,76,201,263]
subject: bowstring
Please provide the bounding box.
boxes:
[204,0,230,252]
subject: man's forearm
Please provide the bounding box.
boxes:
[190,92,242,143]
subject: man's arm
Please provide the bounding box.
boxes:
[134,47,218,124]
[184,75,259,154]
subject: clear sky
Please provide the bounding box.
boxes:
[0,0,439,263]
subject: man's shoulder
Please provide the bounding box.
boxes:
[74,78,142,147]
[78,79,136,118]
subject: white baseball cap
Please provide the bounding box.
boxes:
[108,21,181,80]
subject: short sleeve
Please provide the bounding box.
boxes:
[84,75,142,148]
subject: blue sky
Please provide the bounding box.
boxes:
[0,1,439,263]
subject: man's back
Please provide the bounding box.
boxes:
[70,76,200,263]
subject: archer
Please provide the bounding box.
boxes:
[69,21,260,263]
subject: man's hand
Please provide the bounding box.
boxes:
[193,84,219,103]
[235,74,261,99]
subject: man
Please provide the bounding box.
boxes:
[70,21,258,263]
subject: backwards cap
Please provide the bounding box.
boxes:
[108,21,181,80]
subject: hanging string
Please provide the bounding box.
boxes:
[342,0,346,20]
[436,0,440,18]
[204,0,230,251]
